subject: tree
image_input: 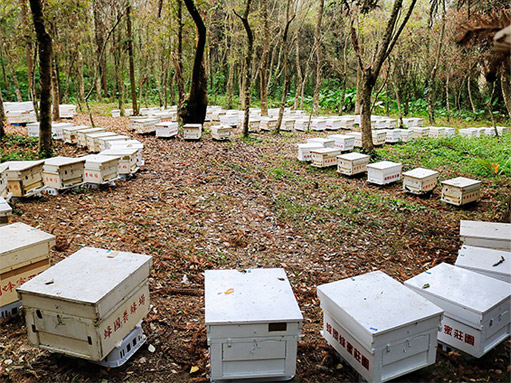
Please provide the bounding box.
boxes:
[126,0,138,116]
[29,0,53,157]
[311,0,324,116]
[0,90,5,139]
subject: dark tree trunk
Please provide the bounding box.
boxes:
[0,90,5,139]
[126,1,138,115]
[259,0,270,116]
[312,0,324,116]
[51,58,60,121]
[427,11,445,125]
[93,0,107,96]
[29,0,53,157]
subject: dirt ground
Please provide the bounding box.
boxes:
[0,114,509,383]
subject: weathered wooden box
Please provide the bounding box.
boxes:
[311,119,327,131]
[43,157,85,189]
[347,132,362,147]
[133,118,158,134]
[205,268,302,382]
[395,129,413,142]
[428,127,446,138]
[155,122,178,138]
[294,119,310,131]
[52,123,74,141]
[0,163,8,197]
[0,222,55,315]
[281,119,295,132]
[405,263,510,358]
[318,271,443,383]
[311,148,342,168]
[183,123,202,140]
[297,143,323,162]
[63,125,91,144]
[383,129,400,144]
[0,196,12,225]
[98,135,129,151]
[367,161,402,185]
[78,128,106,148]
[441,177,481,206]
[411,127,430,139]
[4,160,45,197]
[326,119,342,131]
[307,138,335,148]
[100,148,139,175]
[402,168,439,195]
[248,119,261,133]
[337,152,370,176]
[459,220,510,251]
[59,104,77,118]
[17,247,152,362]
[327,134,355,151]
[260,118,278,132]
[456,245,510,283]
[82,155,120,184]
[372,131,386,146]
[211,125,233,141]
[87,132,118,153]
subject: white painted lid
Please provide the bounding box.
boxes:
[337,152,369,161]
[441,177,481,188]
[310,148,342,155]
[79,128,105,134]
[0,196,11,215]
[346,132,362,138]
[327,134,354,140]
[44,156,85,167]
[205,268,303,324]
[155,122,178,128]
[297,143,323,149]
[184,123,202,128]
[456,245,510,278]
[0,163,9,173]
[460,220,511,242]
[86,132,117,138]
[101,148,139,156]
[402,168,439,178]
[4,160,45,171]
[307,138,334,144]
[367,161,402,170]
[81,154,120,164]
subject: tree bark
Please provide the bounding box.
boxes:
[467,72,476,114]
[427,11,445,125]
[113,27,125,116]
[294,38,302,110]
[126,1,138,115]
[29,0,53,157]
[76,50,85,111]
[51,58,60,121]
[93,0,107,97]
[0,89,5,139]
[445,64,450,122]
[355,63,362,114]
[259,0,270,116]
[501,69,511,119]
[312,0,324,116]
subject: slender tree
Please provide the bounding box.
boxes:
[126,0,138,115]
[259,0,270,116]
[0,90,5,139]
[312,0,324,116]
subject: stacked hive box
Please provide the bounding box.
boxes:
[402,168,439,195]
[0,197,12,225]
[297,143,323,162]
[63,126,91,144]
[156,122,178,138]
[307,138,335,148]
[367,161,402,185]
[59,104,77,118]
[109,140,144,167]
[294,119,310,131]
[211,125,233,141]
[4,160,45,197]
[459,220,511,251]
[133,118,158,134]
[51,122,74,141]
[395,129,413,142]
[441,177,481,206]
[205,268,303,382]
[0,223,55,319]
[87,132,118,153]
[311,148,342,168]
[317,271,443,383]
[260,118,278,132]
[455,245,510,283]
[248,119,261,133]
[327,134,355,151]
[337,153,370,176]
[281,119,295,131]
[43,157,86,190]
[17,247,152,365]
[372,131,386,146]
[429,127,446,138]
[405,263,510,358]
[100,148,139,175]
[0,163,8,197]
[459,128,478,138]
[184,124,202,140]
[347,132,362,147]
[411,127,430,139]
[78,128,105,148]
[311,119,327,131]
[383,130,400,144]
[326,119,342,131]
[82,155,120,184]
[98,135,129,151]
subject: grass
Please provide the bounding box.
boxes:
[0,134,39,161]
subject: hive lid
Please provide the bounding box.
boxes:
[327,134,353,140]
[184,123,202,128]
[367,161,402,170]
[346,132,362,138]
[155,122,178,128]
[404,263,510,315]
[82,154,120,164]
[87,132,117,138]
[307,138,334,144]
[63,125,91,132]
[52,123,74,128]
[297,143,323,149]
[441,177,481,188]
[337,152,369,161]
[100,135,129,141]
[101,148,139,156]
[79,128,105,134]
[0,163,8,174]
[44,156,86,167]
[402,168,439,178]
[17,247,152,306]
[460,220,510,243]
[456,245,510,278]
[205,268,303,324]
[317,271,442,342]
[310,148,342,155]
[0,196,12,216]
[3,160,45,172]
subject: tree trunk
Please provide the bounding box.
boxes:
[225,56,235,109]
[360,76,374,153]
[29,0,53,157]
[259,0,270,116]
[486,83,498,136]
[113,28,124,116]
[312,0,324,116]
[467,72,476,114]
[445,65,450,122]
[427,12,445,125]
[76,50,86,111]
[51,58,60,121]
[294,38,302,110]
[93,0,107,97]
[0,90,5,139]
[501,69,511,119]
[126,1,138,115]
[339,34,349,115]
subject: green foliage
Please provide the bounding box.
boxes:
[0,134,39,161]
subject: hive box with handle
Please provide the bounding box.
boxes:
[402,168,439,195]
[441,177,481,206]
[455,245,510,283]
[459,220,511,251]
[43,157,85,190]
[4,160,45,197]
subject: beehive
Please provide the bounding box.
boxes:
[483,127,496,137]
[133,118,158,134]
[248,119,261,133]
[111,109,121,117]
[405,263,510,358]
[0,196,12,225]
[411,127,430,139]
[327,134,355,151]
[317,271,443,383]
[347,132,363,147]
[205,268,303,382]
[367,161,402,185]
[402,168,439,195]
[297,143,323,162]
[152,112,173,122]
[6,111,31,124]
[459,128,478,138]
[87,132,118,153]
[77,128,106,148]
[4,160,45,197]
[497,126,509,135]
[128,116,147,130]
[100,148,139,175]
[63,125,91,144]
[220,113,239,127]
[155,122,178,138]
[0,223,55,318]
[427,127,445,138]
[27,122,40,137]
[326,119,342,131]
[395,129,413,142]
[311,148,342,168]
[109,141,144,167]
[281,119,295,131]
[210,125,233,141]
[98,135,130,151]
[339,118,355,130]
[183,123,202,140]
[307,138,335,148]
[403,118,424,128]
[124,108,134,116]
[383,129,400,144]
[445,127,455,137]
[43,157,85,190]
[51,122,74,141]
[456,245,510,283]
[82,155,120,184]
[459,220,511,251]
[17,247,152,362]
[294,119,310,131]
[372,131,386,146]
[59,104,77,118]
[260,117,278,131]
[441,177,481,206]
[337,153,370,176]
[311,119,327,131]
[0,163,8,197]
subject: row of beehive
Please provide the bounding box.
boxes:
[5,102,76,125]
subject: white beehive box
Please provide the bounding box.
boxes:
[52,122,74,141]
[411,127,430,139]
[0,163,8,197]
[111,109,121,117]
[326,119,342,131]
[456,245,510,283]
[133,118,158,134]
[281,119,295,131]
[307,138,335,148]
[327,134,355,151]
[402,168,439,195]
[205,268,303,382]
[128,116,147,130]
[483,127,496,137]
[403,118,423,128]
[472,127,487,137]
[405,263,510,358]
[7,111,32,124]
[124,108,133,116]
[98,135,129,151]
[4,160,45,197]
[27,122,40,137]
[383,129,400,144]
[248,119,260,133]
[0,196,12,225]
[220,113,239,127]
[459,128,478,139]
[459,220,511,251]
[0,223,55,315]
[77,128,106,148]
[183,123,202,140]
[17,247,152,362]
[294,119,310,131]
[82,155,120,184]
[372,131,386,146]
[428,127,446,138]
[367,161,402,185]
[260,117,278,131]
[337,152,370,176]
[297,143,323,162]
[109,140,144,167]
[339,118,355,129]
[152,112,173,122]
[211,125,233,141]
[100,148,139,175]
[87,132,118,153]
[155,122,178,138]
[59,104,77,118]
[395,129,413,142]
[311,148,342,168]
[347,132,362,147]
[63,125,91,144]
[497,126,509,135]
[317,271,443,383]
[441,177,481,206]
[43,157,85,189]
[311,119,327,131]
[445,127,455,137]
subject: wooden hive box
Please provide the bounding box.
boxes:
[43,157,85,189]
[339,118,355,129]
[459,220,511,251]
[311,148,342,168]
[459,128,478,138]
[51,122,74,141]
[297,143,323,162]
[327,134,355,151]
[260,117,278,131]
[337,152,370,176]
[128,116,147,130]
[82,155,120,184]
[100,148,139,175]
[405,263,510,358]
[411,127,430,139]
[17,247,152,362]
[220,113,239,127]
[428,127,445,138]
[367,161,402,185]
[87,132,118,153]
[294,119,310,131]
[155,122,178,138]
[483,128,496,137]
[444,127,455,137]
[497,126,509,135]
[78,128,106,148]
[402,168,439,195]
[0,196,12,225]
[205,268,302,382]
[111,109,121,117]
[133,118,159,134]
[248,119,261,133]
[311,118,327,131]
[27,122,40,137]
[98,135,129,151]
[326,119,342,131]
[307,138,335,148]
[318,271,443,383]
[281,119,295,131]
[371,131,386,146]
[4,160,45,197]
[211,125,233,141]
[383,129,400,144]
[59,104,77,118]
[152,112,173,122]
[347,132,363,147]
[0,163,8,197]
[394,129,413,142]
[63,125,91,144]
[441,177,481,206]
[0,222,55,318]
[109,140,144,167]
[456,245,510,283]
[183,123,202,140]
[124,108,134,116]
[403,118,423,128]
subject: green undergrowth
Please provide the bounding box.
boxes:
[0,134,39,161]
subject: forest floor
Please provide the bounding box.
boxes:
[0,112,510,383]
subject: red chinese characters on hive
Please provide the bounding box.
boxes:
[103,293,147,339]
[0,271,44,296]
[442,325,475,346]
[326,322,370,371]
